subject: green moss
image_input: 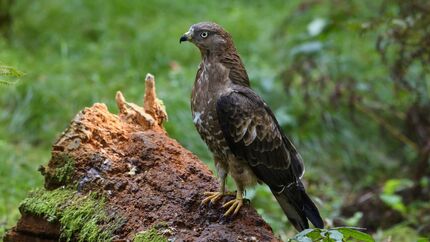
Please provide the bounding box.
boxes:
[20,188,123,242]
[39,153,76,188]
[133,228,167,242]
[51,154,75,184]
[20,187,73,222]
[54,156,75,184]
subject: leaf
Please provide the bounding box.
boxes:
[338,228,375,242]
[307,230,324,240]
[308,18,328,37]
[328,230,343,242]
[344,212,363,226]
[0,79,19,85]
[290,41,323,57]
[291,227,374,242]
[417,238,429,242]
[391,18,408,31]
[294,228,317,238]
[382,179,413,195]
[291,228,323,242]
[295,237,313,242]
[0,65,24,86]
[380,194,402,205]
[0,65,24,78]
[379,194,406,213]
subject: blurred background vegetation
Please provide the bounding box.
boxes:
[0,0,429,241]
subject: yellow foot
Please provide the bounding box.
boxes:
[222,198,243,216]
[201,191,235,205]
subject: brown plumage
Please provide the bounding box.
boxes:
[180,22,323,231]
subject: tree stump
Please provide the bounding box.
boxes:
[4,74,280,242]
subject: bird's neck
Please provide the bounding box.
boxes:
[200,46,230,62]
[201,46,250,87]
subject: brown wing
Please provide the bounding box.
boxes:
[220,53,250,87]
[216,87,305,191]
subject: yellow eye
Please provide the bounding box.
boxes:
[200,31,208,38]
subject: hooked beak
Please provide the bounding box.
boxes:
[179,31,192,43]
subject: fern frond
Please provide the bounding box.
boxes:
[0,65,24,78]
[0,79,19,85]
[0,65,24,86]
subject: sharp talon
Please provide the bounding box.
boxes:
[201,191,226,205]
[234,202,241,214]
[202,190,243,216]
[222,200,235,208]
[222,198,243,217]
[201,197,211,205]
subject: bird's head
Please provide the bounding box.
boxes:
[180,22,233,55]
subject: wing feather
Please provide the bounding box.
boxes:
[216,87,304,190]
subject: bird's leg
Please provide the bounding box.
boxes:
[202,160,233,205]
[222,183,244,216]
[202,160,227,204]
[202,175,234,204]
[202,176,227,204]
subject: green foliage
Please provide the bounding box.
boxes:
[289,227,374,242]
[0,0,292,237]
[0,65,22,77]
[20,188,124,242]
[0,141,45,237]
[0,64,23,85]
[374,224,426,242]
[1,0,429,240]
[133,228,168,242]
[379,179,414,214]
[372,0,430,101]
[417,238,430,242]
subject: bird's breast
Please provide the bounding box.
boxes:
[191,62,232,157]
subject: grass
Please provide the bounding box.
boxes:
[0,141,46,236]
[0,0,294,237]
[0,0,426,241]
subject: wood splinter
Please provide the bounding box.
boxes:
[115,73,167,129]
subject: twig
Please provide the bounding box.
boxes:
[355,102,419,152]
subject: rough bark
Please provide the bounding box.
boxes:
[4,74,280,242]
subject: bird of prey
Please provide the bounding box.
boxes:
[179,22,324,231]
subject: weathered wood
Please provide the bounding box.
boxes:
[4,74,280,242]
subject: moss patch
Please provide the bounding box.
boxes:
[20,188,123,242]
[40,153,76,188]
[54,156,75,184]
[133,228,167,242]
